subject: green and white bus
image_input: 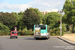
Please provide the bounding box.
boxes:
[34,25,50,39]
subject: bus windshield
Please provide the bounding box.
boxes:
[35,25,46,29]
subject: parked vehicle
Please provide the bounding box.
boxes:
[10,30,18,39]
[34,25,50,39]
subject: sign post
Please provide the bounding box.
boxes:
[58,10,65,37]
[15,27,17,31]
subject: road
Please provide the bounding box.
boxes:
[0,36,75,50]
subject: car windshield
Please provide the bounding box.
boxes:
[15,32,17,34]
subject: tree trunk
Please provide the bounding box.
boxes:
[66,24,69,31]
[72,24,74,33]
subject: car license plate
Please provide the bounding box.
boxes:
[12,34,14,36]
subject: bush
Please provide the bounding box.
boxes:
[50,27,65,36]
[51,33,56,36]
[56,31,60,35]
[50,27,60,36]
[18,30,34,36]
[62,32,64,36]
[18,30,23,35]
[62,24,67,32]
[0,23,10,35]
[22,27,27,31]
[24,30,33,36]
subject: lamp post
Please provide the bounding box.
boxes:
[58,10,65,37]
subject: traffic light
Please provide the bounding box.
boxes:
[59,20,60,24]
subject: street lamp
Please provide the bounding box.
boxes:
[58,10,65,37]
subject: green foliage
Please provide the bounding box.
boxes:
[43,12,60,29]
[63,0,75,32]
[0,13,17,30]
[12,12,25,30]
[22,8,40,29]
[43,12,63,36]
[0,23,10,35]
[29,8,43,24]
[18,30,23,35]
[24,30,33,35]
[43,13,48,24]
[62,24,67,32]
[17,11,25,30]
[51,33,56,36]
[0,7,68,36]
[18,30,33,36]
[50,27,60,36]
[50,27,64,36]
[22,27,27,31]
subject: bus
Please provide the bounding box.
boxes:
[34,25,50,39]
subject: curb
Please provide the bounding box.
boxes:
[57,37,75,46]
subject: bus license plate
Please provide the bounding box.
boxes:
[39,36,42,38]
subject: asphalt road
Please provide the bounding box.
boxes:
[0,36,75,50]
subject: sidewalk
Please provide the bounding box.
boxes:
[57,34,75,45]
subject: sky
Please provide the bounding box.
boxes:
[0,0,66,13]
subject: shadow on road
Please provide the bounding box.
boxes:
[57,37,75,46]
[6,37,18,39]
[35,38,48,40]
[24,38,48,40]
[24,38,35,40]
[5,37,49,40]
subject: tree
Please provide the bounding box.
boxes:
[22,8,40,29]
[12,11,25,31]
[42,13,49,24]
[43,12,60,29]
[29,8,43,24]
[0,12,17,30]
[18,11,25,30]
[0,23,10,35]
[63,0,75,32]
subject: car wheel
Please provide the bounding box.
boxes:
[10,37,12,39]
[16,37,18,39]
